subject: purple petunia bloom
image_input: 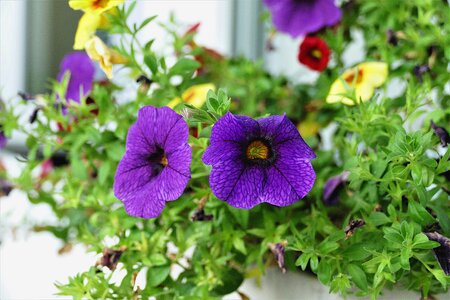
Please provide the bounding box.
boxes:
[263,0,342,38]
[203,112,316,209]
[57,52,95,105]
[323,171,350,205]
[113,106,192,219]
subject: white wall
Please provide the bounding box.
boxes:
[0,0,26,100]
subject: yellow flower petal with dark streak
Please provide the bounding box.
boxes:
[69,0,124,14]
[326,62,388,105]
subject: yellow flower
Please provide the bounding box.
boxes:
[69,0,124,49]
[297,113,321,139]
[69,0,123,14]
[326,62,388,105]
[167,84,216,108]
[85,36,127,79]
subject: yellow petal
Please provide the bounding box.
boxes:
[297,114,320,138]
[326,62,388,105]
[70,0,124,14]
[167,97,182,109]
[85,36,113,78]
[74,13,100,50]
[358,62,388,87]
[355,82,375,103]
[326,78,355,105]
[69,0,92,11]
[182,83,216,108]
[110,50,128,64]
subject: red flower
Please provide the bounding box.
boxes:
[298,36,330,72]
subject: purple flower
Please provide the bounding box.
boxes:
[57,52,95,105]
[263,0,341,37]
[424,232,450,275]
[431,121,450,147]
[323,171,350,205]
[0,130,6,149]
[203,113,316,209]
[113,106,192,219]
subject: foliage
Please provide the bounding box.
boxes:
[1,0,449,299]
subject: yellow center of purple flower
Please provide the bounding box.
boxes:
[246,140,270,160]
[160,155,168,167]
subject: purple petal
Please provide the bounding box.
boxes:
[203,112,259,165]
[136,106,189,153]
[261,115,315,160]
[209,160,265,209]
[260,166,303,206]
[323,171,349,205]
[57,52,95,103]
[0,131,6,149]
[125,123,157,156]
[209,112,259,144]
[263,0,341,37]
[123,194,166,219]
[202,141,242,165]
[272,159,316,203]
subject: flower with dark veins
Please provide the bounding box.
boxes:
[424,232,450,275]
[323,171,350,205]
[114,106,192,218]
[430,121,450,147]
[263,0,341,37]
[203,112,316,209]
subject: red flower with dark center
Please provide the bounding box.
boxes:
[297,36,330,72]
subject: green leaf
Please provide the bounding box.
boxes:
[233,237,247,254]
[383,227,403,244]
[347,264,368,291]
[408,200,435,226]
[211,268,244,296]
[169,58,200,76]
[310,255,319,272]
[317,259,332,284]
[412,233,440,249]
[144,54,158,75]
[400,247,411,270]
[295,253,311,270]
[369,212,391,226]
[98,161,111,185]
[138,15,157,31]
[147,265,170,287]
